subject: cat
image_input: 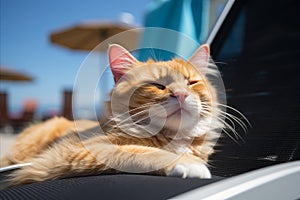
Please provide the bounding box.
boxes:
[1,44,227,187]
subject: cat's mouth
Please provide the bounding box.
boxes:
[152,101,195,121]
[167,107,189,118]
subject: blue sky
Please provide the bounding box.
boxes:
[0,0,150,114]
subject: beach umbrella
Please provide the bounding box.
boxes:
[0,67,34,127]
[50,21,140,52]
[0,67,34,82]
[50,21,141,119]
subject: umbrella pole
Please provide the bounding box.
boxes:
[62,89,73,120]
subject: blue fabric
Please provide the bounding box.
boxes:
[139,0,210,61]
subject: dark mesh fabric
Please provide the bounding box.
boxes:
[209,0,300,177]
[0,174,223,200]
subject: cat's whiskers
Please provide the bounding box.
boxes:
[201,104,236,130]
[111,102,170,130]
[115,108,172,136]
[218,116,244,142]
[116,109,150,127]
[218,110,248,133]
[115,101,192,136]
[101,102,158,129]
[213,61,227,65]
[203,102,249,132]
[116,102,177,128]
[200,106,245,143]
[200,112,240,144]
[214,103,251,127]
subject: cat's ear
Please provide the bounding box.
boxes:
[188,44,210,73]
[108,44,138,82]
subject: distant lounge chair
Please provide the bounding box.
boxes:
[41,89,73,121]
[0,91,9,128]
[9,99,37,132]
[62,89,73,120]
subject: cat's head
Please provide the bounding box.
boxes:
[106,44,221,140]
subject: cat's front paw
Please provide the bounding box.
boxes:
[167,163,211,179]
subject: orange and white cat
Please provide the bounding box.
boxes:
[1,44,225,187]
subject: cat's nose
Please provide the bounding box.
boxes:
[171,91,189,106]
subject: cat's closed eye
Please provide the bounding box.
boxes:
[149,82,166,90]
[188,80,199,85]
